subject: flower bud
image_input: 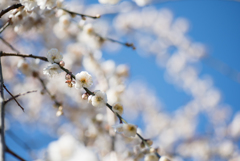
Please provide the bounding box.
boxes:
[59,60,65,67]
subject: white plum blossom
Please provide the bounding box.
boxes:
[47,48,63,63]
[144,153,159,161]
[159,156,171,161]
[91,90,107,108]
[43,63,62,77]
[75,71,93,89]
[113,123,137,137]
[20,0,38,11]
[112,102,123,115]
[37,0,56,10]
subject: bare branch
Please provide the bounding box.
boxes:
[4,90,37,104]
[6,146,25,161]
[0,52,48,62]
[0,51,6,160]
[0,21,10,34]
[0,3,22,18]
[3,84,24,111]
[0,37,20,53]
[59,8,101,19]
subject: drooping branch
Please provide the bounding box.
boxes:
[1,52,161,158]
[0,3,22,18]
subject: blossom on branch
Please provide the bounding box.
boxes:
[113,123,137,137]
[43,63,62,77]
[144,153,159,161]
[37,0,56,10]
[75,71,93,89]
[91,90,107,108]
[112,102,124,115]
[47,48,63,63]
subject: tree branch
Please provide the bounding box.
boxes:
[59,8,101,19]
[0,52,48,62]
[4,90,37,105]
[0,3,22,18]
[6,146,25,161]
[0,51,6,161]
[3,84,24,111]
[0,21,10,34]
[0,37,20,53]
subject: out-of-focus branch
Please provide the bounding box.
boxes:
[37,77,62,107]
[95,33,136,50]
[0,21,10,34]
[4,90,37,104]
[6,146,25,161]
[59,8,101,19]
[0,51,6,160]
[0,52,48,62]
[0,37,20,53]
[3,84,24,111]
[203,54,240,84]
[0,3,22,18]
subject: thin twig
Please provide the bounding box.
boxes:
[3,84,24,111]
[0,37,20,53]
[0,3,22,18]
[95,33,136,50]
[6,146,25,161]
[0,51,6,160]
[4,90,37,104]
[0,21,10,34]
[59,8,101,19]
[0,52,48,62]
[37,77,61,107]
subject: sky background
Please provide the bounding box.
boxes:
[5,0,240,160]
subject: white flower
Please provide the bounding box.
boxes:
[37,0,56,10]
[18,59,33,76]
[91,90,107,108]
[20,0,38,11]
[75,71,93,89]
[43,63,62,77]
[144,153,159,161]
[113,123,137,137]
[47,48,63,63]
[159,156,171,161]
[112,102,123,115]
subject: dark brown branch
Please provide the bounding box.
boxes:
[3,84,24,111]
[0,37,20,53]
[6,146,25,161]
[59,8,101,19]
[4,90,37,104]
[0,3,22,18]
[0,52,48,62]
